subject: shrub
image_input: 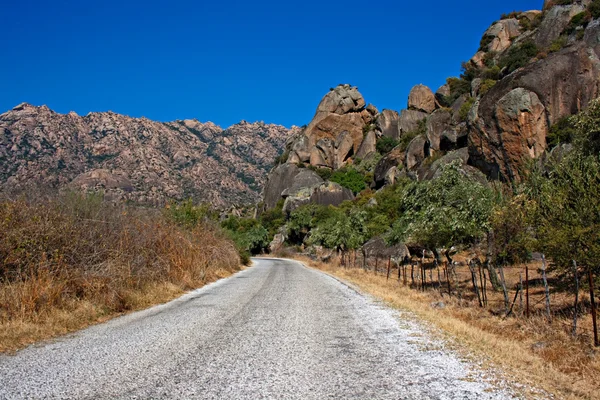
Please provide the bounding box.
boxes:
[589,0,600,19]
[562,11,591,35]
[547,116,577,148]
[498,40,539,74]
[330,168,368,194]
[458,97,475,122]
[376,136,400,155]
[445,77,472,105]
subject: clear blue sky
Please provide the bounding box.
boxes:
[1,1,542,128]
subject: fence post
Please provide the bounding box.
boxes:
[375,257,378,275]
[469,261,483,307]
[386,256,391,280]
[519,273,524,317]
[479,264,487,307]
[525,265,530,318]
[588,269,599,347]
[445,261,452,295]
[411,262,415,286]
[572,260,579,337]
[498,265,510,315]
[542,255,551,322]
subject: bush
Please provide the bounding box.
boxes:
[547,116,577,148]
[498,40,538,74]
[330,168,368,194]
[458,97,475,122]
[549,36,568,53]
[0,192,240,349]
[479,79,497,96]
[376,136,400,155]
[589,0,600,19]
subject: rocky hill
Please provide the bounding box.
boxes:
[262,0,600,211]
[0,103,299,206]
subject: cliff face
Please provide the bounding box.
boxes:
[0,103,299,206]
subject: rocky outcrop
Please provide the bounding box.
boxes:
[534,3,586,49]
[373,145,405,188]
[482,19,522,53]
[408,85,437,114]
[286,84,371,170]
[282,180,354,214]
[377,109,400,139]
[399,110,428,135]
[469,88,548,181]
[426,110,452,151]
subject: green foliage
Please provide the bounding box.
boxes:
[329,168,367,194]
[376,136,400,155]
[445,77,472,105]
[274,151,289,166]
[526,153,600,273]
[458,97,475,122]
[500,11,521,20]
[354,153,382,174]
[589,0,600,19]
[563,11,591,36]
[498,40,538,74]
[547,116,577,148]
[398,119,427,152]
[259,199,286,238]
[308,166,333,181]
[548,36,568,53]
[479,79,497,96]
[165,199,212,229]
[479,35,495,51]
[387,161,495,255]
[571,97,600,155]
[310,208,368,251]
[221,216,269,257]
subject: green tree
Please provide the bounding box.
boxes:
[387,161,494,262]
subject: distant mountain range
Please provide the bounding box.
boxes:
[0,103,300,206]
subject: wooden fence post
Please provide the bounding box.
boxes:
[386,256,391,280]
[469,261,483,307]
[498,265,510,315]
[588,269,599,347]
[525,265,530,318]
[519,273,524,316]
[542,255,552,322]
[572,260,580,337]
[375,257,378,274]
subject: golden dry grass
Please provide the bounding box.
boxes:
[296,254,600,400]
[0,194,241,353]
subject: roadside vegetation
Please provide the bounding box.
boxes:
[0,193,240,352]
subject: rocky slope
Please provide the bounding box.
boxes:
[0,103,299,206]
[262,0,600,211]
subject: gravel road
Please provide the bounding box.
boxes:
[0,258,517,399]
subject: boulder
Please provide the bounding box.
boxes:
[451,94,471,124]
[398,109,428,135]
[363,236,410,259]
[287,134,311,163]
[309,181,354,207]
[422,148,470,180]
[373,145,405,188]
[377,109,400,139]
[469,88,548,182]
[426,110,452,151]
[406,135,429,170]
[281,169,324,197]
[439,124,468,151]
[534,4,586,49]
[408,85,437,114]
[335,131,355,167]
[356,129,377,159]
[310,138,335,168]
[482,19,522,53]
[262,163,300,209]
[306,84,366,133]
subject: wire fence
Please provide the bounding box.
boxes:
[337,250,599,347]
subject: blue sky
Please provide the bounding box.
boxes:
[1,1,542,128]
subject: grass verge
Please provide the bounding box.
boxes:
[296,255,599,400]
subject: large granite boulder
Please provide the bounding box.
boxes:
[377,109,400,139]
[406,136,429,170]
[399,109,428,135]
[408,85,437,114]
[356,129,377,159]
[262,163,301,209]
[534,3,586,49]
[470,88,548,181]
[426,110,452,151]
[482,19,522,53]
[282,180,354,214]
[373,145,405,188]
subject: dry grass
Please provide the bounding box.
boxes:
[0,193,241,352]
[296,254,600,400]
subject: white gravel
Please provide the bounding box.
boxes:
[0,258,518,399]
